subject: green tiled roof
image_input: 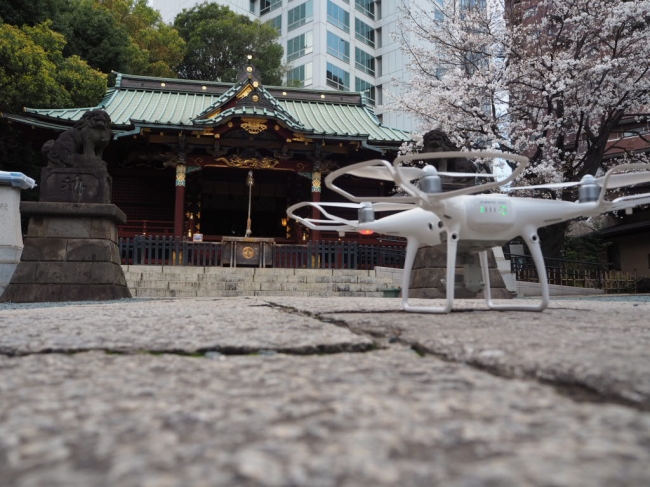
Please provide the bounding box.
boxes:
[22,73,410,145]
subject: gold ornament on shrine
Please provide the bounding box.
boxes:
[241,118,267,135]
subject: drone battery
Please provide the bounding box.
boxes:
[466,198,516,232]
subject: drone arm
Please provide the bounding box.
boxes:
[483,228,550,312]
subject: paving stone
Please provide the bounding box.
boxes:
[1,296,648,486]
[0,349,648,487]
[0,298,373,355]
[263,297,650,409]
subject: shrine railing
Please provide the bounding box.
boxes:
[506,253,637,293]
[118,236,406,270]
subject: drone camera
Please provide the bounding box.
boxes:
[578,175,600,203]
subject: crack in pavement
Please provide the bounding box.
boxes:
[263,302,650,412]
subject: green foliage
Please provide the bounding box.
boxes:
[174,2,284,85]
[0,0,69,27]
[55,0,131,74]
[562,234,611,265]
[122,20,185,77]
[0,21,106,186]
[53,0,185,77]
[0,21,106,112]
[92,0,185,77]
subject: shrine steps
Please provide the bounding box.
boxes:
[122,265,402,298]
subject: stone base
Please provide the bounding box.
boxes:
[408,246,513,299]
[0,202,131,303]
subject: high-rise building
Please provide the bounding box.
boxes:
[151,0,418,132]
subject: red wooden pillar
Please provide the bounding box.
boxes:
[174,164,186,237]
[310,170,321,241]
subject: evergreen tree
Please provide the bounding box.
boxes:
[174,2,284,85]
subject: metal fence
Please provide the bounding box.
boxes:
[506,253,637,293]
[118,236,406,270]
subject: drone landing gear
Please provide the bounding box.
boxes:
[401,236,458,314]
[400,231,550,313]
[480,232,550,312]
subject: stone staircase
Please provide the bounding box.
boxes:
[122,265,401,298]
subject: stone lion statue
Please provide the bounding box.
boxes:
[422,129,476,174]
[42,109,113,168]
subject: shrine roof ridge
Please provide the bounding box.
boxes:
[114,72,369,106]
[14,72,411,145]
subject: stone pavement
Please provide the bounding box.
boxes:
[0,296,649,486]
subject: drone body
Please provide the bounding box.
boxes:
[287,151,650,313]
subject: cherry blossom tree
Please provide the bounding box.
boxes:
[391,0,650,256]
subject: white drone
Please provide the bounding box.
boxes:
[287,150,650,313]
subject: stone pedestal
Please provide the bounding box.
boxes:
[0,167,131,303]
[0,186,25,296]
[409,246,513,299]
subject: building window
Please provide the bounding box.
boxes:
[267,15,282,34]
[287,62,313,87]
[355,47,375,76]
[355,0,374,20]
[287,0,313,32]
[287,31,313,61]
[355,77,375,105]
[461,0,486,8]
[326,62,350,91]
[355,18,375,48]
[327,31,350,63]
[261,0,281,15]
[250,0,256,14]
[327,1,350,33]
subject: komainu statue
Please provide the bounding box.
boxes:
[421,128,477,174]
[42,109,113,168]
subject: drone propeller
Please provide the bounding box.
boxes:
[393,150,530,205]
[348,164,498,182]
[347,165,423,181]
[310,201,416,212]
[286,199,417,232]
[509,168,650,191]
[326,156,504,204]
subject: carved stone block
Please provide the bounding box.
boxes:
[40,167,112,204]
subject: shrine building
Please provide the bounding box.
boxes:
[4,61,411,244]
